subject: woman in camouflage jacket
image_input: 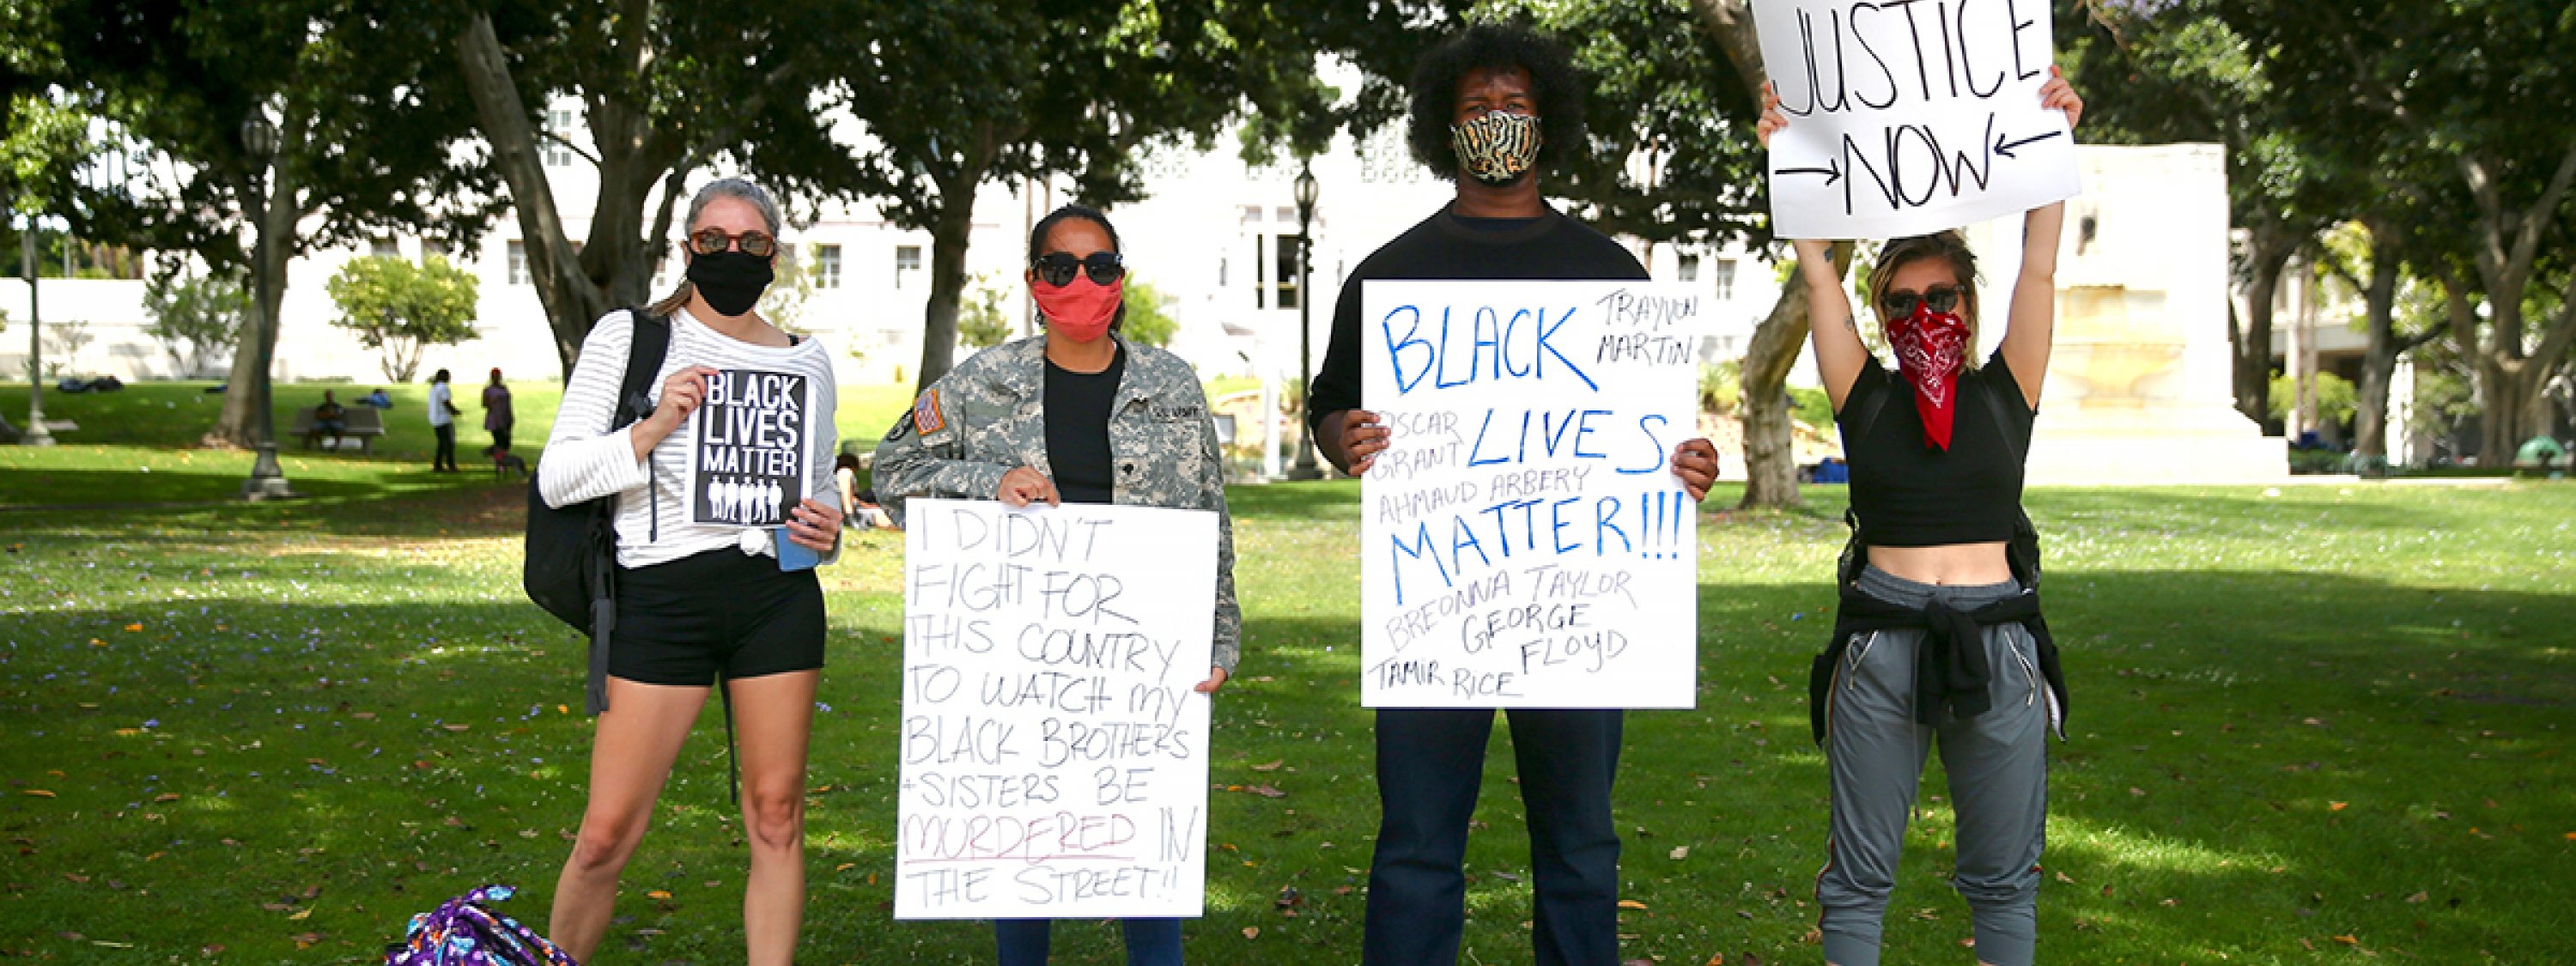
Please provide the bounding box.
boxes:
[872,204,1238,966]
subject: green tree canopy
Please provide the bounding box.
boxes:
[142,264,248,378]
[1120,277,1178,348]
[325,255,480,382]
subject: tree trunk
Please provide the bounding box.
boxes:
[2348,222,2403,460]
[454,13,611,377]
[1738,243,1849,508]
[914,179,977,392]
[2487,270,2576,457]
[212,149,303,447]
[1681,0,1825,507]
[913,128,1005,392]
[2478,361,2529,460]
[2234,236,2291,424]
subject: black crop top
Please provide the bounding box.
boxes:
[1839,351,2034,548]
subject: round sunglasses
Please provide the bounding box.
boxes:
[688,228,777,258]
[1031,251,1125,288]
[1880,285,1963,318]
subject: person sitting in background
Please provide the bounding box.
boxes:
[361,387,394,409]
[311,391,349,446]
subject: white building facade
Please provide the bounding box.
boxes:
[2,105,1775,402]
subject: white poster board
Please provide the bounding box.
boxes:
[1359,280,1702,709]
[687,368,815,526]
[1753,0,2081,239]
[894,498,1217,920]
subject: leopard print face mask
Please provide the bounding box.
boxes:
[1451,111,1541,186]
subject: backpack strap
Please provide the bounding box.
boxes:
[582,308,675,716]
[1835,368,1893,588]
[613,307,672,431]
[1975,365,2044,591]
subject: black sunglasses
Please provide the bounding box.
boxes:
[689,228,777,258]
[1031,252,1125,288]
[1880,285,1963,318]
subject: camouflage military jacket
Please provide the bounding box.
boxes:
[874,334,1242,671]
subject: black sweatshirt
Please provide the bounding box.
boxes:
[1306,204,1649,438]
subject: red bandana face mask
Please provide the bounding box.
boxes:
[1885,301,1971,450]
[1034,276,1122,343]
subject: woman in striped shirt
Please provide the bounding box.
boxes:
[536,177,841,964]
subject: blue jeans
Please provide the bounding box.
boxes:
[1361,708,1625,966]
[995,919,1182,966]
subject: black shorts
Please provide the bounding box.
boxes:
[610,547,825,686]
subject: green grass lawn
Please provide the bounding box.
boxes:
[2,477,2571,963]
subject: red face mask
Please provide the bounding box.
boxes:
[1885,301,1971,450]
[1033,276,1122,343]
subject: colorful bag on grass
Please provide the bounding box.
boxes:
[384,884,579,966]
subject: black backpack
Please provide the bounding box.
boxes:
[1833,371,2042,591]
[523,308,671,714]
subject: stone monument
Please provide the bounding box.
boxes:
[1965,143,2286,484]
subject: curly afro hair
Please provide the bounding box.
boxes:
[1406,22,1588,183]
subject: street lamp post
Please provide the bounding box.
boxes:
[1287,162,1323,480]
[18,214,55,446]
[239,112,294,500]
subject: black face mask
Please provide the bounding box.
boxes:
[687,251,773,317]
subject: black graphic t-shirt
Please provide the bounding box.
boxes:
[1044,348,1127,505]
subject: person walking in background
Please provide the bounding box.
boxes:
[483,368,516,457]
[875,204,1237,966]
[428,369,459,471]
[1303,24,1722,966]
[1758,70,2083,966]
[534,177,841,965]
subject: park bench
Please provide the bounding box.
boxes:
[288,405,386,453]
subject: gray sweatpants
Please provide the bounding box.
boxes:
[1817,567,2050,966]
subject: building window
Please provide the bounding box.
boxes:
[894,245,921,289]
[1677,253,1699,282]
[817,244,842,289]
[1274,234,1302,311]
[1217,256,1228,289]
[1712,258,1737,301]
[544,109,574,167]
[507,240,528,285]
[371,238,400,259]
[1252,236,1266,309]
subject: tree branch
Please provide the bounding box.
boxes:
[2503,137,2576,281]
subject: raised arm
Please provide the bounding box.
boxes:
[1759,82,1868,412]
[1799,240,1868,413]
[1996,66,2084,409]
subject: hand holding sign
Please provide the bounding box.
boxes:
[1327,410,1394,476]
[1753,0,2084,239]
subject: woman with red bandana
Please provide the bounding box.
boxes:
[872,204,1236,966]
[1758,70,2082,966]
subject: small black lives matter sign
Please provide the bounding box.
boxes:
[690,369,810,526]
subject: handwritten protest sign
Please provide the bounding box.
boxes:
[895,498,1218,920]
[688,368,812,526]
[1359,281,1703,709]
[1753,0,2081,239]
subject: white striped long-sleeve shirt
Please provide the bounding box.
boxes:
[538,307,841,569]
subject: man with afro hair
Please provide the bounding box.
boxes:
[1305,21,1723,966]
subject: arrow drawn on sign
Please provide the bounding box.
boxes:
[1992,130,2063,160]
[1778,158,1841,186]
